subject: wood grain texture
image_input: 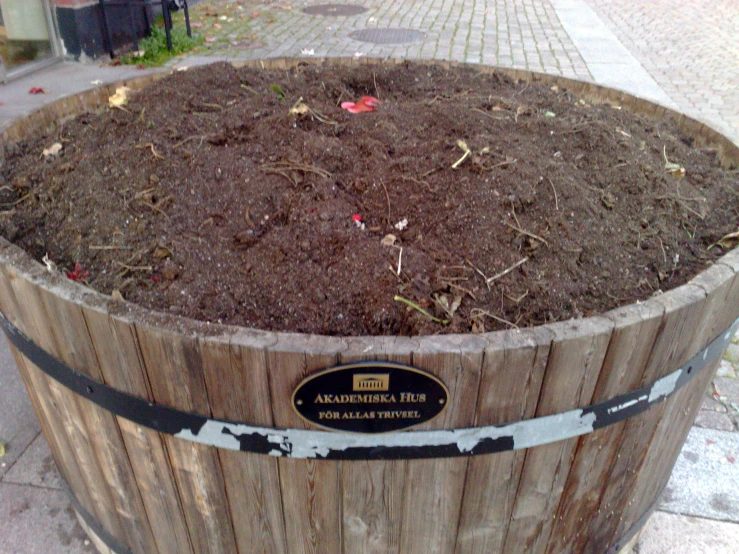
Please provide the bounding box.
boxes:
[399,335,486,554]
[33,285,159,554]
[82,304,193,554]
[584,285,707,553]
[545,301,665,553]
[135,323,238,554]
[200,330,288,554]
[502,317,614,554]
[266,334,344,554]
[616,264,739,538]
[0,256,87,507]
[1,265,128,543]
[455,327,554,554]
[338,336,417,554]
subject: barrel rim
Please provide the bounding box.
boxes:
[2,57,739,352]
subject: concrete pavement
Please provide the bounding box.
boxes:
[1,1,738,552]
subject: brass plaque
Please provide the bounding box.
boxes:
[292,362,449,433]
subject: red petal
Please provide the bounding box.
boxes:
[360,96,381,107]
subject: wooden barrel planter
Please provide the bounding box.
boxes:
[2,58,739,554]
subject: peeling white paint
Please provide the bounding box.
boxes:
[607,395,648,415]
[648,370,682,403]
[175,421,241,450]
[172,407,601,459]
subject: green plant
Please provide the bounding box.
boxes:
[121,25,203,66]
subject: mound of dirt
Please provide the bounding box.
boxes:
[1,62,737,336]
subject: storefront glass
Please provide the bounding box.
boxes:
[0,0,56,78]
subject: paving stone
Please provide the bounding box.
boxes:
[716,359,737,378]
[714,376,739,408]
[694,409,736,432]
[636,511,739,554]
[0,338,41,480]
[3,434,64,491]
[659,427,739,522]
[0,483,94,554]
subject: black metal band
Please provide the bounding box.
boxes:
[1,312,736,460]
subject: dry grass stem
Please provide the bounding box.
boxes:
[487,257,529,285]
[504,222,550,246]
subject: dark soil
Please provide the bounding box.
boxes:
[1,62,738,336]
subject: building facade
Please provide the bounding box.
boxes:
[1,0,152,81]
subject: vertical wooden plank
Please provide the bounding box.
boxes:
[2,266,128,544]
[339,336,417,554]
[32,285,159,554]
[266,334,345,554]
[199,330,288,554]
[82,304,194,554]
[135,323,238,554]
[398,335,486,554]
[616,265,739,539]
[544,301,664,553]
[454,327,554,554]
[584,285,707,553]
[0,254,85,505]
[713,249,739,337]
[502,317,614,554]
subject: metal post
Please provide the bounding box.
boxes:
[183,0,192,38]
[98,0,116,58]
[161,0,173,51]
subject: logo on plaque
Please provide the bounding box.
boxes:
[353,374,390,391]
[292,362,449,433]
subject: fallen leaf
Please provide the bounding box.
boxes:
[214,23,223,29]
[341,96,381,113]
[289,98,310,116]
[108,86,132,108]
[544,111,556,118]
[0,441,5,458]
[67,263,90,281]
[42,143,63,158]
[153,245,172,259]
[727,456,736,463]
[191,22,203,28]
[29,87,47,94]
[111,290,124,300]
[381,234,397,246]
[205,37,216,43]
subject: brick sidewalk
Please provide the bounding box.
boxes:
[584,0,739,142]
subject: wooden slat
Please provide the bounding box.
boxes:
[82,304,193,554]
[2,265,128,543]
[454,327,554,554]
[544,301,664,553]
[199,330,287,554]
[616,264,739,538]
[135,323,238,554]
[398,335,486,554]
[266,334,345,554]
[32,284,159,554]
[583,284,707,552]
[338,336,417,554]
[0,254,85,506]
[502,317,614,554]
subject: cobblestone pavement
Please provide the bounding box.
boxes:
[182,0,592,80]
[584,0,739,142]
